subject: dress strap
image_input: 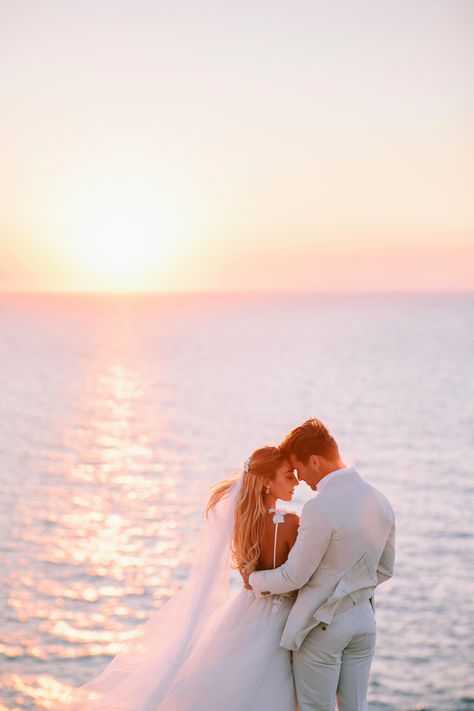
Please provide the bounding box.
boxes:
[273,521,279,569]
[270,510,285,569]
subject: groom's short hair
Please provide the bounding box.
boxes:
[280,418,338,462]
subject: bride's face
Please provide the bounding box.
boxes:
[268,459,299,501]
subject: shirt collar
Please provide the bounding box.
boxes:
[317,467,357,494]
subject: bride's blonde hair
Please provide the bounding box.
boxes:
[206,446,285,576]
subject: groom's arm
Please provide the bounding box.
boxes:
[249,501,332,596]
[376,520,396,585]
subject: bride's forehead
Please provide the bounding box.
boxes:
[276,464,295,476]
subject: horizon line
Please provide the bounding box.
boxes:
[1,287,473,298]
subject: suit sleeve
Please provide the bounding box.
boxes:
[249,502,332,596]
[376,519,396,584]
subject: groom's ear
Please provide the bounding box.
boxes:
[308,454,320,472]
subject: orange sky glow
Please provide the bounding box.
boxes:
[1,1,473,293]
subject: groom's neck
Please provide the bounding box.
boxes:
[320,457,347,479]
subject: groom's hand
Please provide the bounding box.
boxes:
[240,569,253,590]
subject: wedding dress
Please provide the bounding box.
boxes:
[46,476,297,711]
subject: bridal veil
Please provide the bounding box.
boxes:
[44,473,243,710]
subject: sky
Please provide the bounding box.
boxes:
[1,0,473,293]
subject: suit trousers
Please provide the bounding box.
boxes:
[292,600,376,711]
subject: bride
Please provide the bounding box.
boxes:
[48,446,300,711]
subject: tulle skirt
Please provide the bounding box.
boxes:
[159,587,297,711]
[50,587,297,711]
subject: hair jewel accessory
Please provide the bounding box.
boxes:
[243,457,251,474]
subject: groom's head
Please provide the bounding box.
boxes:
[280,418,342,490]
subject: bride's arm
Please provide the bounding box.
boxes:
[249,500,332,596]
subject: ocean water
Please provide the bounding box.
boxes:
[0,292,473,711]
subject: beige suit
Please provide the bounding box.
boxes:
[249,468,395,711]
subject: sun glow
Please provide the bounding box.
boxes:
[47,168,189,292]
[70,201,165,282]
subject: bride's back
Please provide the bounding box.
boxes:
[257,511,299,571]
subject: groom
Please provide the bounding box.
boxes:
[245,419,395,711]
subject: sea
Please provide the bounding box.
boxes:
[0,292,473,711]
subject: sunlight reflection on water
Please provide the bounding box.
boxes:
[0,293,473,711]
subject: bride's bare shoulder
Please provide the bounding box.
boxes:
[277,510,298,522]
[280,512,300,548]
[270,509,299,528]
[281,512,299,529]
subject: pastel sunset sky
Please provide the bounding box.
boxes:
[1,0,473,293]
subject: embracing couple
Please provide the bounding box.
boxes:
[53,418,395,711]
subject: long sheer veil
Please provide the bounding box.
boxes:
[46,473,243,711]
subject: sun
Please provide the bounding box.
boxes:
[64,198,170,290]
[47,165,196,292]
[75,205,159,274]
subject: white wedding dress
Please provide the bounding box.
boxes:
[46,476,298,711]
[158,582,296,710]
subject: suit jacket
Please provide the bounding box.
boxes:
[249,468,395,651]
